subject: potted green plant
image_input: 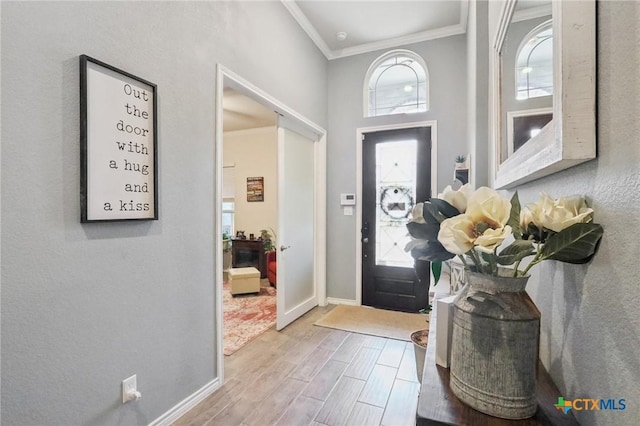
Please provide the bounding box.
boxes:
[454,154,467,168]
[259,229,276,253]
[222,232,232,273]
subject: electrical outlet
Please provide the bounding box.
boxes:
[122,374,137,403]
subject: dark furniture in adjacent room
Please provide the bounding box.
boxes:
[231,239,267,278]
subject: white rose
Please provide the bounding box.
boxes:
[525,193,552,229]
[438,187,513,256]
[465,187,511,228]
[556,195,594,228]
[437,183,473,213]
[475,225,512,254]
[438,215,475,255]
[527,193,594,233]
[520,206,535,231]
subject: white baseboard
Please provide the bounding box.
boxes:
[326,297,358,306]
[149,378,220,426]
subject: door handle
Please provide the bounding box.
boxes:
[280,245,291,252]
[362,221,370,244]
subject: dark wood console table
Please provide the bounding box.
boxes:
[231,239,267,278]
[417,295,578,425]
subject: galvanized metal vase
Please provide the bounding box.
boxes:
[449,268,540,419]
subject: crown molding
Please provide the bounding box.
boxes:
[282,0,468,61]
[280,0,333,59]
[331,23,466,60]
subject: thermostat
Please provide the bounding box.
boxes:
[340,193,356,205]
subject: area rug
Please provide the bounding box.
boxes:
[223,281,276,356]
[314,304,428,341]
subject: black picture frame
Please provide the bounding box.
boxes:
[80,54,158,222]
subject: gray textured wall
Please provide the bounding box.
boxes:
[326,36,468,301]
[0,1,326,425]
[488,1,640,424]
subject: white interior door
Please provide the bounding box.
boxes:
[276,124,317,330]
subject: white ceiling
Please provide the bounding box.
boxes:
[224,1,471,131]
[282,0,469,60]
[223,88,277,132]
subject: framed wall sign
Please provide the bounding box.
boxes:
[246,177,264,202]
[80,54,158,222]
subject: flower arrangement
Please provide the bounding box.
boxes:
[406,185,604,282]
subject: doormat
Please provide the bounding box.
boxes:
[223,281,276,356]
[314,304,428,341]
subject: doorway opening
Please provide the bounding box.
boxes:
[221,87,278,357]
[355,121,438,311]
[215,65,327,383]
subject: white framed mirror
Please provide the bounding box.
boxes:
[491,0,596,189]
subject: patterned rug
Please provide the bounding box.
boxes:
[223,281,277,356]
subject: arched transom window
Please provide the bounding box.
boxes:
[365,50,428,117]
[516,21,553,100]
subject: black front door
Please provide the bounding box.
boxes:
[362,127,431,312]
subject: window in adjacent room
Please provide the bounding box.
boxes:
[222,200,235,236]
[222,164,235,236]
[365,50,428,117]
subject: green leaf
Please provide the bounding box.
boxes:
[523,222,550,243]
[496,239,535,265]
[541,223,604,264]
[480,251,493,263]
[411,241,455,262]
[419,305,432,314]
[507,191,522,239]
[422,202,443,224]
[431,261,442,285]
[430,198,461,218]
[568,236,603,264]
[406,221,440,241]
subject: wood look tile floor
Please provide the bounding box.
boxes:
[174,305,420,426]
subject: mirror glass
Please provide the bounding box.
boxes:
[492,0,595,189]
[499,1,552,164]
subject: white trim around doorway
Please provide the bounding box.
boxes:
[354,121,438,306]
[214,64,327,386]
